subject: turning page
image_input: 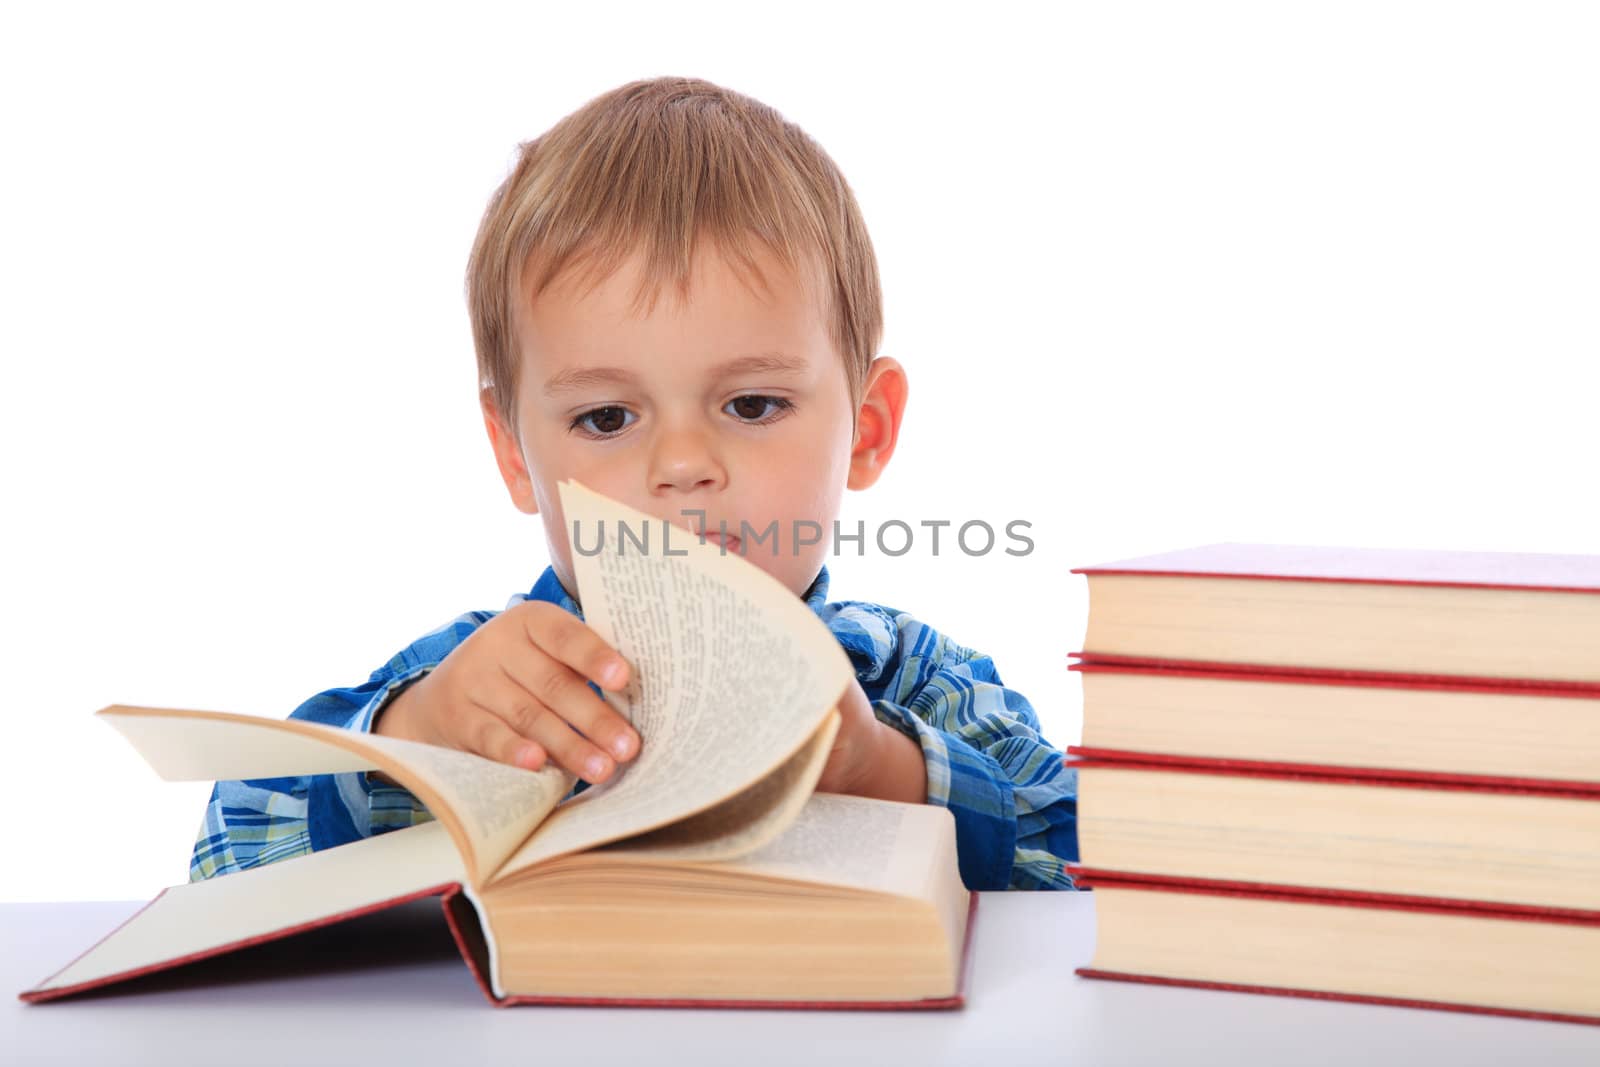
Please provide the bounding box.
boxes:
[492,479,854,877]
[98,706,571,886]
[576,709,840,867]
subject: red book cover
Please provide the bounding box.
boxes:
[1071,542,1600,594]
[1067,866,1600,1027]
[1067,652,1600,694]
[1066,864,1600,924]
[17,884,459,1005]
[1068,653,1600,696]
[20,886,977,1010]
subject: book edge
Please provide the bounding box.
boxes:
[1069,542,1600,594]
[1074,968,1600,1027]
[1070,568,1600,594]
[1067,656,1600,697]
[453,891,980,1010]
[1064,747,1600,797]
[1065,867,1600,926]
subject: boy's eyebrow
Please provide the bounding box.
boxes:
[542,352,809,397]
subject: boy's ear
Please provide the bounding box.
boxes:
[481,392,540,515]
[847,357,908,491]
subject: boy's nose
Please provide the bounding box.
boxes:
[647,424,727,495]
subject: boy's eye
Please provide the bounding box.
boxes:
[570,406,636,437]
[569,396,793,438]
[724,395,794,422]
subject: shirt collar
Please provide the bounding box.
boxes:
[527,566,584,617]
[801,564,831,613]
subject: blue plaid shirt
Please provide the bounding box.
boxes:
[190,565,1080,890]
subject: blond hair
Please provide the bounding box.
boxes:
[466,76,883,440]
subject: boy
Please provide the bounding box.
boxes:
[190,76,1078,891]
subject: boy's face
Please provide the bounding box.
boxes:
[485,240,904,603]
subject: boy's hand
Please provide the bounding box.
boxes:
[815,677,927,803]
[372,601,639,784]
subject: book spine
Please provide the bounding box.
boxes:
[438,885,503,1007]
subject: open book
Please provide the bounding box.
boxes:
[22,480,974,1008]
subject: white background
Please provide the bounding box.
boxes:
[3,1,1596,902]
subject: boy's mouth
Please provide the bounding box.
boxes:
[666,515,745,555]
[700,530,741,554]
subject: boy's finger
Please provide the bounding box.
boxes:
[522,707,619,785]
[517,602,631,691]
[463,706,548,771]
[500,653,639,762]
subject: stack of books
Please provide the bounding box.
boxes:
[1065,543,1600,1026]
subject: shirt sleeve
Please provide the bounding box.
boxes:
[866,629,1080,892]
[188,611,495,880]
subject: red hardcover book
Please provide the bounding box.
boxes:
[25,487,980,1009]
[1069,659,1600,787]
[1071,542,1600,687]
[22,882,979,1010]
[1065,750,1600,914]
[20,706,974,1009]
[1068,867,1600,1026]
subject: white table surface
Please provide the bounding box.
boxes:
[5,893,1599,1066]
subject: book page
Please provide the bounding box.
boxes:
[97,705,570,886]
[575,711,839,867]
[356,734,574,884]
[491,480,854,878]
[24,821,462,998]
[713,793,949,898]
